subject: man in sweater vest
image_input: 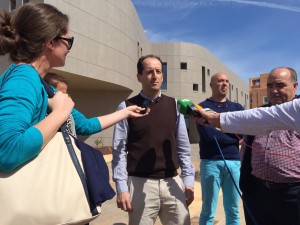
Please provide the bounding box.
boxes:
[112,54,195,225]
[197,73,244,225]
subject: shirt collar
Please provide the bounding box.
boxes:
[139,91,161,103]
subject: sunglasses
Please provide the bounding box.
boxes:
[56,36,74,50]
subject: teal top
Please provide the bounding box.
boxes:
[0,64,102,172]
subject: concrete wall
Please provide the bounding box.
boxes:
[152,42,249,142]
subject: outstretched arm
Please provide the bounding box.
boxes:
[98,105,148,130]
[197,98,300,135]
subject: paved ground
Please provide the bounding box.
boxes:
[91,144,245,225]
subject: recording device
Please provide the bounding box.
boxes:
[177,98,204,117]
[141,99,151,114]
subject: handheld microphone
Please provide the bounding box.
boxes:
[177,98,203,117]
[141,99,151,114]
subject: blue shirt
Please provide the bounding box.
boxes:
[0,64,101,172]
[197,98,244,160]
[112,92,195,194]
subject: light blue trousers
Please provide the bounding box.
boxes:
[199,160,241,225]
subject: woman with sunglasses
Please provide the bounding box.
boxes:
[0,3,146,172]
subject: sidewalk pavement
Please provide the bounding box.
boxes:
[91,144,245,225]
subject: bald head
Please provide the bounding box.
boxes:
[210,73,229,100]
[267,67,298,105]
[211,73,225,83]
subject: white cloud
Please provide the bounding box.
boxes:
[132,0,300,13]
[132,0,214,9]
[214,0,300,13]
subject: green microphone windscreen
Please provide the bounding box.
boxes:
[177,98,203,117]
[177,98,194,116]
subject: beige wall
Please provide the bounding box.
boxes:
[152,42,249,142]
[0,0,249,145]
[0,55,11,75]
[152,42,248,104]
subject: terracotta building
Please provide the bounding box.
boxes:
[249,73,269,108]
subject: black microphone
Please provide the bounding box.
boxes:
[141,99,151,114]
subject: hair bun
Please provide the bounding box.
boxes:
[0,11,17,55]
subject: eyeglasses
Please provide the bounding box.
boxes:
[56,36,74,50]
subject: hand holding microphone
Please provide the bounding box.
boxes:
[177,98,220,127]
[198,109,221,128]
[177,98,204,117]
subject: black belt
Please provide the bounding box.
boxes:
[255,177,300,190]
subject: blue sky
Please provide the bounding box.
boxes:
[132,0,300,93]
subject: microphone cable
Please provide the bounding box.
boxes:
[208,124,259,225]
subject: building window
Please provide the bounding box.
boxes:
[263,96,269,104]
[252,79,260,86]
[23,0,29,3]
[193,84,198,91]
[9,0,16,11]
[140,48,143,57]
[180,62,187,70]
[207,69,210,76]
[202,66,206,92]
[161,62,167,90]
[236,88,239,102]
[241,91,243,96]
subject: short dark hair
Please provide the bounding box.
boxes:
[137,54,163,75]
[44,72,69,87]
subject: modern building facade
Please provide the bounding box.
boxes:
[249,73,269,108]
[0,0,249,144]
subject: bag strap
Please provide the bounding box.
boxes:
[60,125,98,215]
[40,78,97,215]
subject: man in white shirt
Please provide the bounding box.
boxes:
[197,96,300,134]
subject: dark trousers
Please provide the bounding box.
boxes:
[242,178,300,225]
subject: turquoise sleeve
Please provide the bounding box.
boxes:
[72,108,102,135]
[0,65,45,172]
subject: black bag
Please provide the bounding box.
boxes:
[74,138,115,205]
